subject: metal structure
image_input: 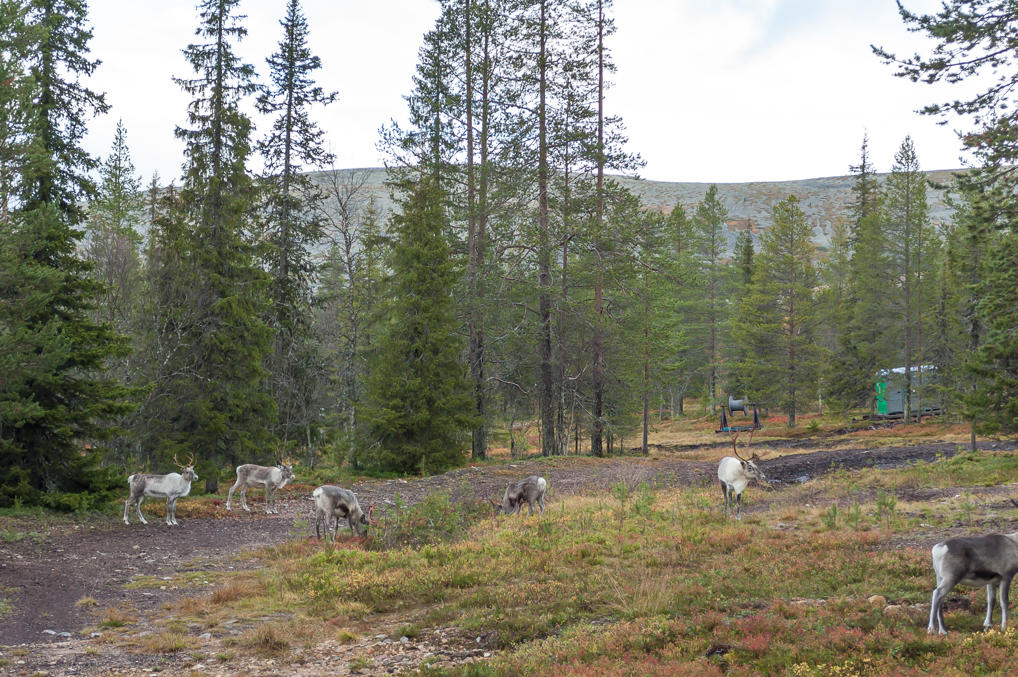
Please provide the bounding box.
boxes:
[716,396,763,433]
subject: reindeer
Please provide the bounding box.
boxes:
[226,458,295,514]
[927,532,1018,634]
[312,485,373,540]
[123,454,198,526]
[717,433,768,519]
[490,475,547,516]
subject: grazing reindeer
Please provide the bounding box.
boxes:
[226,460,295,514]
[717,433,768,519]
[490,476,547,516]
[927,532,1018,634]
[312,485,373,539]
[123,454,198,526]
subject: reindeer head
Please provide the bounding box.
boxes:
[731,434,768,485]
[174,453,198,482]
[353,504,374,536]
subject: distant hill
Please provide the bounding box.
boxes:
[308,166,961,253]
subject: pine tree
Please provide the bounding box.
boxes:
[256,0,336,449]
[362,179,474,474]
[732,195,823,427]
[0,0,132,508]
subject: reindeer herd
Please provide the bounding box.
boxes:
[120,439,1018,636]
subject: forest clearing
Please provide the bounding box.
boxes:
[3,420,1018,676]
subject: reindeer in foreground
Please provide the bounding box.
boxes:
[312,485,373,540]
[490,475,547,516]
[123,454,198,526]
[927,532,1018,634]
[717,433,768,519]
[226,460,295,514]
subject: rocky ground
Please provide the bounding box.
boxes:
[1,439,1013,676]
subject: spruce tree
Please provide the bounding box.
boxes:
[256,0,336,449]
[692,184,728,413]
[884,137,931,421]
[154,0,275,479]
[732,195,823,427]
[0,0,132,508]
[362,179,474,474]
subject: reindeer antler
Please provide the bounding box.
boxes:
[730,432,747,462]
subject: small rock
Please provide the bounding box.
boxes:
[400,636,410,645]
[89,633,102,638]
[883,604,906,616]
[42,629,57,635]
[795,475,810,484]
[867,595,887,607]
[58,632,71,638]
[198,633,212,640]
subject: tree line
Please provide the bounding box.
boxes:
[1,0,1015,509]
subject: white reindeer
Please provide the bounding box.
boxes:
[928,532,1018,634]
[717,434,768,519]
[490,476,547,516]
[226,462,295,514]
[313,485,373,540]
[123,454,198,526]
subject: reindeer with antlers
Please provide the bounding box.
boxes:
[717,432,769,519]
[226,453,295,514]
[123,454,199,526]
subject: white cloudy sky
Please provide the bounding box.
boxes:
[83,0,965,185]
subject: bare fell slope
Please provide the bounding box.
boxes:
[310,167,959,253]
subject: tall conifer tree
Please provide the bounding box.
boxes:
[732,196,822,426]
[154,0,274,478]
[256,0,336,448]
[363,179,474,474]
[0,0,132,507]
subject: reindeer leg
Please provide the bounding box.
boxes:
[265,486,273,514]
[984,583,996,630]
[124,496,132,525]
[735,492,742,520]
[929,575,958,634]
[226,480,239,510]
[136,495,147,525]
[241,485,250,512]
[1000,574,1014,630]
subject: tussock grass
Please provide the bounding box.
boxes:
[240,622,291,657]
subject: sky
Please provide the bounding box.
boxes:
[82,0,965,185]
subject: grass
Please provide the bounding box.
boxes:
[94,425,1016,673]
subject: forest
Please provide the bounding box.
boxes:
[2,0,1017,511]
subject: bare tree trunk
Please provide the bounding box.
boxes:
[537,0,555,457]
[591,0,606,457]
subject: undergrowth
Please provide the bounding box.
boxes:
[157,450,1018,674]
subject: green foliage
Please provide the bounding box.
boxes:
[821,502,838,530]
[0,0,134,508]
[362,179,475,474]
[875,489,898,530]
[370,492,490,550]
[731,195,824,426]
[256,0,337,448]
